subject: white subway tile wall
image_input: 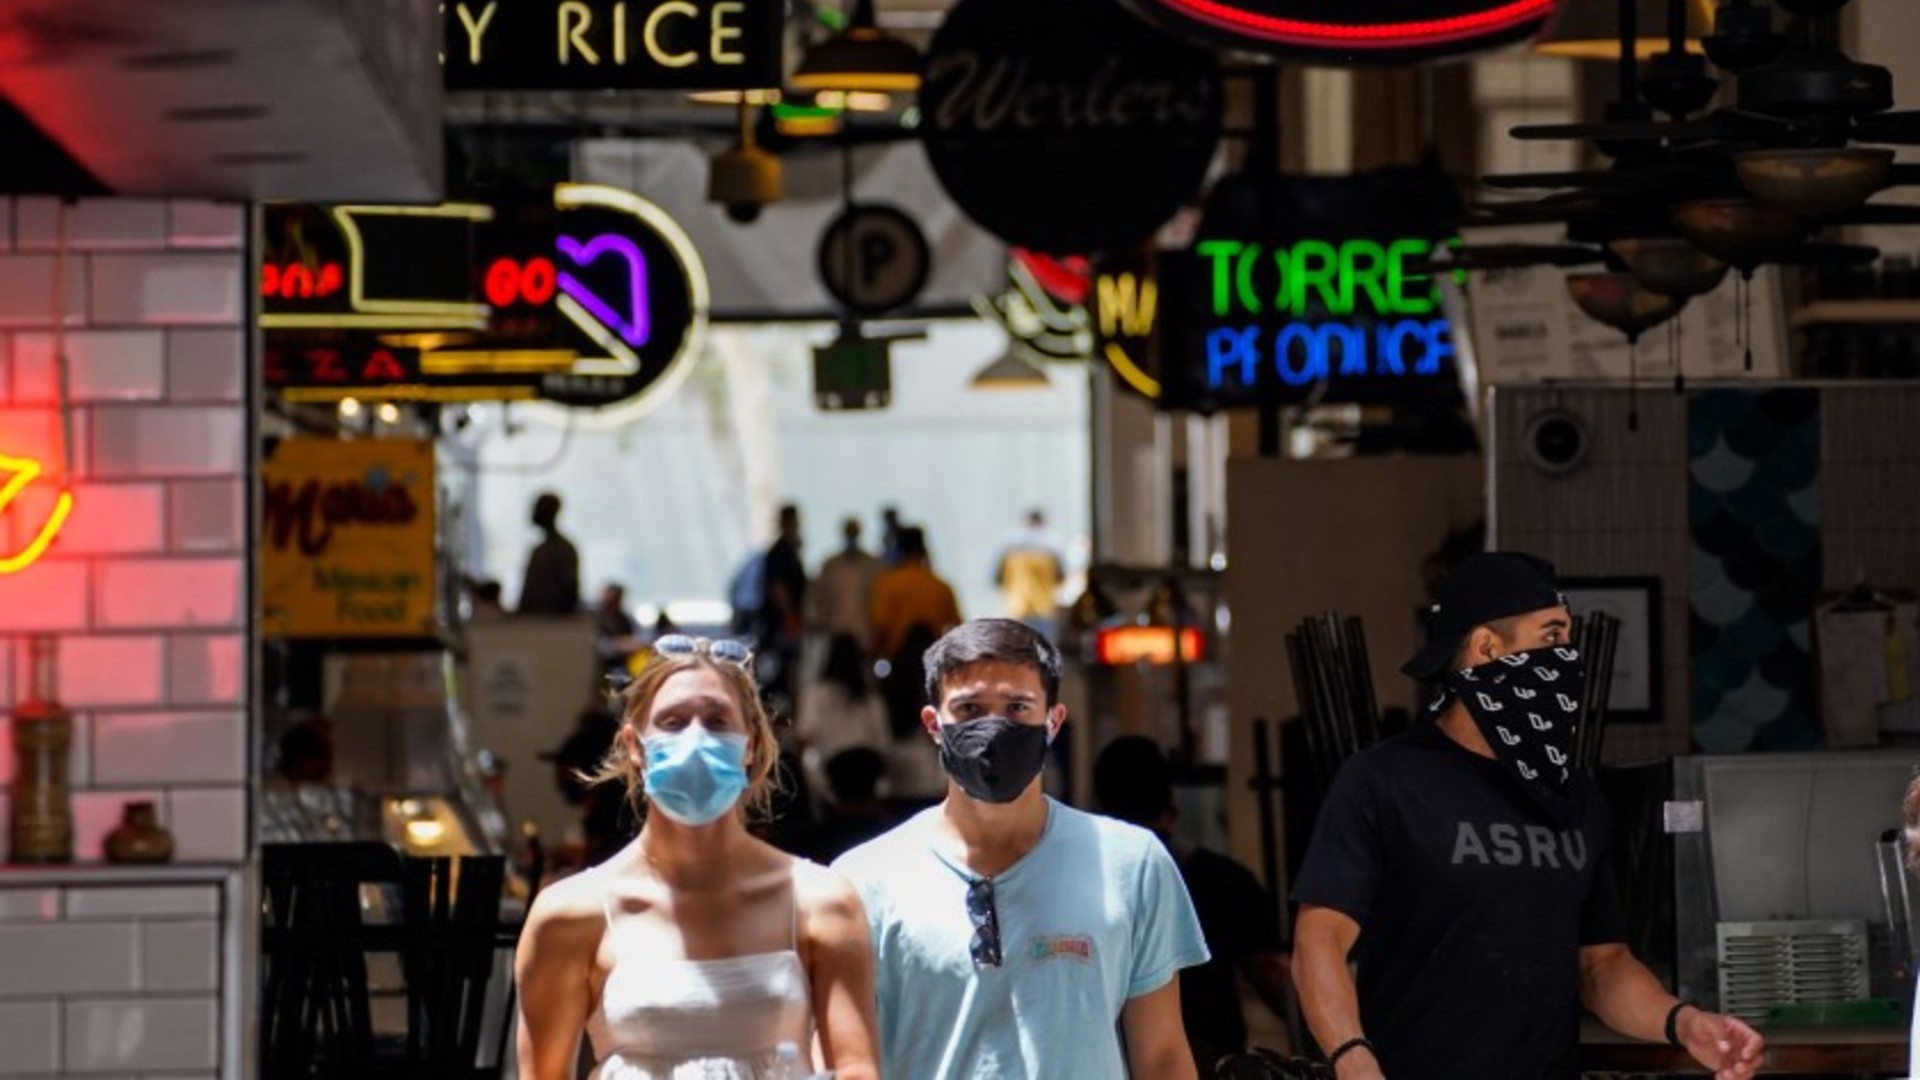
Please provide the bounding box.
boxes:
[0,196,250,865]
[0,867,228,1072]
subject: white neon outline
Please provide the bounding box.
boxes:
[331,203,495,318]
[521,183,711,430]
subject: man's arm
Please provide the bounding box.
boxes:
[1292,904,1384,1079]
[1578,943,1763,1080]
[1120,976,1199,1080]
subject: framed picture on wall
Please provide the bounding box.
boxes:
[1560,576,1662,724]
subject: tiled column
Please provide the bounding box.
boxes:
[0,196,252,1078]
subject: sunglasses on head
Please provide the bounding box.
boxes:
[603,635,755,696]
[967,876,1002,968]
[653,634,754,666]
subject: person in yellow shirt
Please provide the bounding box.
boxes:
[995,510,1065,638]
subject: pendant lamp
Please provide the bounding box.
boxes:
[792,0,922,94]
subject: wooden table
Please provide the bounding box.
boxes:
[1582,1022,1908,1074]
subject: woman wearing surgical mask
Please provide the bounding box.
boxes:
[514,636,882,1080]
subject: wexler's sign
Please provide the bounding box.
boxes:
[444,0,783,91]
[1156,166,1465,412]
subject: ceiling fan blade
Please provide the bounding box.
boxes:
[1481,170,1674,191]
[1406,245,1603,274]
[1831,204,1920,226]
[1779,243,1881,267]
[1854,110,1920,143]
[1507,120,1676,142]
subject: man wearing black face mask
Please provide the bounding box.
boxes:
[833,618,1210,1079]
[1291,553,1763,1080]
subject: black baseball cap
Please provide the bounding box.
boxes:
[1401,552,1565,681]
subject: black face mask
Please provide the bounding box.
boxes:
[1440,647,1586,816]
[938,716,1051,803]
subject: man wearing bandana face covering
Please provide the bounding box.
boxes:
[1291,553,1763,1080]
[833,618,1210,1079]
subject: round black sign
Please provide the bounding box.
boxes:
[543,184,706,414]
[920,0,1223,256]
[818,204,933,316]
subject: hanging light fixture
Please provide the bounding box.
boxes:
[1566,272,1685,339]
[1734,147,1895,219]
[1608,237,1730,297]
[1535,0,1712,59]
[792,0,922,94]
[969,342,1051,390]
[1670,198,1806,272]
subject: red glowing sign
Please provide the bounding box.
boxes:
[1094,625,1206,666]
[0,454,74,574]
[265,342,422,389]
[1121,0,1555,62]
[261,262,345,301]
[483,256,559,308]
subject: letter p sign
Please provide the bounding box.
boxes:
[818,204,932,316]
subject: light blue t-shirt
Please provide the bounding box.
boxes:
[832,798,1210,1079]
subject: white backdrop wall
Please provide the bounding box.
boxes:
[458,321,1090,621]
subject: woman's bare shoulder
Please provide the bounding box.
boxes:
[789,855,866,925]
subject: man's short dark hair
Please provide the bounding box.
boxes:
[1093,735,1173,828]
[923,618,1062,708]
[897,526,928,559]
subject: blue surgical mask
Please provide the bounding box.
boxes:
[642,728,751,825]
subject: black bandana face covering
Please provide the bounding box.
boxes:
[939,716,1051,803]
[1438,647,1586,802]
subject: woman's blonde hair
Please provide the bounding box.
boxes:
[583,652,781,822]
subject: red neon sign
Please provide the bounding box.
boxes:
[0,454,74,574]
[1095,625,1206,666]
[1128,0,1554,58]
[483,257,559,308]
[262,261,345,301]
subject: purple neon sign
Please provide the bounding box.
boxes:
[557,233,651,348]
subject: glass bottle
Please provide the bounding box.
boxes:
[9,635,73,864]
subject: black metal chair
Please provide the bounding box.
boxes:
[261,843,517,1080]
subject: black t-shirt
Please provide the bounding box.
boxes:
[1291,722,1625,1080]
[1177,846,1284,1060]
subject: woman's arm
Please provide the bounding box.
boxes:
[801,866,883,1080]
[514,886,600,1080]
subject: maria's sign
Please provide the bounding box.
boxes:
[262,438,436,639]
[1157,167,1465,412]
[920,0,1222,255]
[444,0,783,91]
[1117,0,1555,63]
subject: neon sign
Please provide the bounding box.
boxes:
[1118,0,1555,63]
[483,256,558,309]
[443,0,784,92]
[1154,166,1465,412]
[261,262,344,301]
[556,233,651,348]
[1192,237,1452,392]
[0,454,73,575]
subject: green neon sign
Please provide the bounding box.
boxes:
[1195,238,1442,320]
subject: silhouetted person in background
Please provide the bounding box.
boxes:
[870,527,962,741]
[995,509,1065,638]
[879,505,904,565]
[799,747,895,863]
[759,503,808,709]
[593,583,641,676]
[1096,735,1295,1075]
[518,491,580,614]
